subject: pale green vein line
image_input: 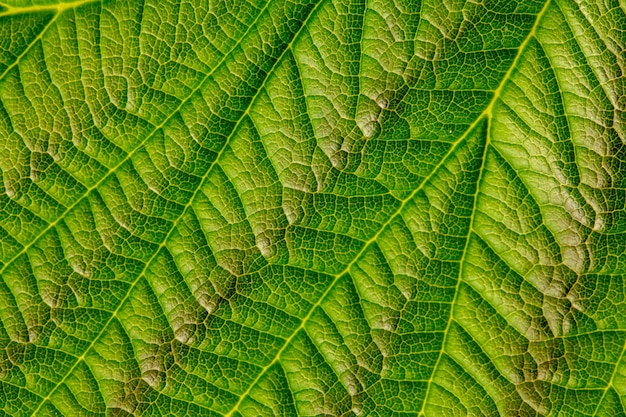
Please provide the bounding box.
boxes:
[418,0,553,413]
[223,1,553,414]
[0,0,273,278]
[417,119,490,417]
[0,12,60,81]
[224,107,484,417]
[0,0,102,82]
[483,1,552,120]
[593,340,626,416]
[27,1,324,414]
[0,0,97,17]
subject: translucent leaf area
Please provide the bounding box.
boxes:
[1,0,625,415]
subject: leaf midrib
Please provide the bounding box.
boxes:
[27,0,326,414]
[0,0,98,18]
[224,0,553,415]
[0,0,272,277]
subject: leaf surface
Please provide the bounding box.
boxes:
[1,0,625,415]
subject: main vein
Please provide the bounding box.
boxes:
[224,0,553,414]
[0,0,272,277]
[28,0,325,414]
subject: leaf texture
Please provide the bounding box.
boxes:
[0,0,625,415]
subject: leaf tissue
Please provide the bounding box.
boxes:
[0,0,625,415]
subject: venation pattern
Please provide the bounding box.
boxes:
[0,0,625,415]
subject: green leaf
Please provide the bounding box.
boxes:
[1,0,625,415]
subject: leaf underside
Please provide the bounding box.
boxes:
[0,0,625,416]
